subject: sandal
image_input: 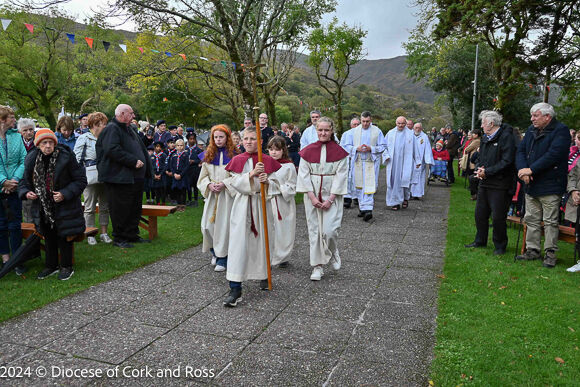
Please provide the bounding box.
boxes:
[402,200,409,209]
[391,205,400,211]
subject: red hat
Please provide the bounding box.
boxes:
[34,128,58,147]
[436,140,444,147]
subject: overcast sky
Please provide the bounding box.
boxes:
[61,0,419,60]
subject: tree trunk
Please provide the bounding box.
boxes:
[335,87,344,136]
[264,93,277,126]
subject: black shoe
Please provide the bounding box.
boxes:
[37,267,58,280]
[344,198,352,208]
[353,198,359,205]
[113,240,134,248]
[464,242,486,248]
[223,287,242,307]
[493,249,506,255]
[132,237,151,243]
[14,265,27,276]
[363,211,373,222]
[358,210,366,218]
[278,261,289,268]
[58,267,74,281]
[260,279,269,290]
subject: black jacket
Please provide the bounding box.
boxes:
[18,145,87,237]
[96,117,152,184]
[476,124,516,191]
[515,118,569,196]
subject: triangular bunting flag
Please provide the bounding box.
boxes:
[199,56,208,61]
[165,51,172,57]
[66,33,75,44]
[220,60,227,68]
[119,44,127,53]
[232,62,236,69]
[103,41,110,52]
[137,47,144,54]
[1,19,12,31]
[179,54,186,61]
[24,23,34,34]
[163,97,168,102]
[85,37,94,49]
[151,49,160,53]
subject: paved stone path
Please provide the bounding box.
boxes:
[0,182,449,386]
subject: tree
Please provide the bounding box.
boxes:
[425,0,580,122]
[307,17,366,135]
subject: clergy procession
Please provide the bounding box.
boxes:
[199,110,434,307]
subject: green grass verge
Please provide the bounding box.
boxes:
[0,199,201,323]
[431,173,580,386]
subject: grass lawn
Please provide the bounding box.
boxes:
[431,173,580,385]
[0,199,201,323]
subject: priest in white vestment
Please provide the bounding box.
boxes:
[383,116,420,210]
[340,116,361,208]
[340,111,384,221]
[410,122,434,199]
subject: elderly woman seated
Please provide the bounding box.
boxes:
[18,129,87,280]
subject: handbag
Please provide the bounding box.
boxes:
[81,142,99,185]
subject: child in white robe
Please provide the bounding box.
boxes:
[223,127,282,307]
[267,136,297,268]
[296,117,349,281]
[197,125,237,272]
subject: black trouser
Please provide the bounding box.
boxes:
[175,189,186,205]
[43,223,73,269]
[106,180,144,243]
[469,175,480,195]
[447,157,455,183]
[474,186,510,250]
[153,187,166,204]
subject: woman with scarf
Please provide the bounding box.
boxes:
[297,117,349,281]
[18,129,87,280]
[197,124,238,272]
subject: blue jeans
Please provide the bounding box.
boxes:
[0,192,23,255]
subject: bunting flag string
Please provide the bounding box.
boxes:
[84,37,93,49]
[1,19,11,31]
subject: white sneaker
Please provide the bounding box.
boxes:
[211,257,217,266]
[214,265,226,272]
[331,251,341,270]
[87,236,97,246]
[566,262,580,272]
[310,266,324,281]
[99,234,112,244]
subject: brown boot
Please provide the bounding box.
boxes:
[515,248,541,261]
[542,249,557,268]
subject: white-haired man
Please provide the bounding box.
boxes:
[96,104,151,248]
[410,122,434,200]
[515,102,569,267]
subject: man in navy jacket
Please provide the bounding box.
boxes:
[515,103,569,268]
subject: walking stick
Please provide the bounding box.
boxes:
[513,187,526,262]
[249,60,273,291]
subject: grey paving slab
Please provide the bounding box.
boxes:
[0,178,450,385]
[214,343,337,386]
[44,316,168,364]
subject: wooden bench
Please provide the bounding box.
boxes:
[93,204,177,240]
[506,216,575,254]
[21,223,99,263]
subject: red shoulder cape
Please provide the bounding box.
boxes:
[299,141,348,163]
[225,152,282,173]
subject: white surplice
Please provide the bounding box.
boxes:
[269,163,297,265]
[383,127,419,206]
[223,158,276,282]
[340,124,385,211]
[410,131,434,198]
[197,154,232,258]
[296,145,348,266]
